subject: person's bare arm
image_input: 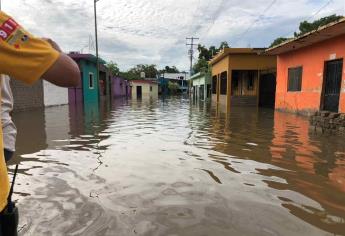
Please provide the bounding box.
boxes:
[41,38,81,87]
[42,53,81,87]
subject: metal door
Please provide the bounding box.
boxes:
[323,59,343,112]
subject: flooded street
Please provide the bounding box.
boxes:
[8,97,345,236]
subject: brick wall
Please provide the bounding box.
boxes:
[10,79,44,112]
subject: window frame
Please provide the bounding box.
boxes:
[89,72,94,89]
[220,71,227,95]
[212,76,217,94]
[287,66,303,92]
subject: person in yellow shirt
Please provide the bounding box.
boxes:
[0,10,80,235]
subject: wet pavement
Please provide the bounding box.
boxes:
[7,97,345,236]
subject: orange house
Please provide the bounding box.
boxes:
[266,18,345,115]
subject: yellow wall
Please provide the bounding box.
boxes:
[131,82,158,99]
[212,56,229,77]
[211,53,276,108]
[228,54,276,70]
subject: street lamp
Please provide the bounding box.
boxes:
[94,0,100,89]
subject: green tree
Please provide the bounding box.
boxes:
[106,61,120,76]
[295,14,343,37]
[219,41,230,50]
[269,37,291,47]
[270,14,343,48]
[160,66,180,74]
[193,58,209,74]
[121,64,158,80]
[193,41,230,74]
[168,81,180,94]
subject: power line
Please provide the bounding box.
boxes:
[200,0,227,40]
[232,0,277,44]
[188,0,202,35]
[282,0,334,38]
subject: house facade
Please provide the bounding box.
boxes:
[131,80,158,99]
[190,71,211,100]
[160,73,190,93]
[266,18,345,115]
[209,48,277,109]
[68,53,106,104]
[111,77,131,98]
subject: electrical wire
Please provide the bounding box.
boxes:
[282,0,334,38]
[232,0,277,44]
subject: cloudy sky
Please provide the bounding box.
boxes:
[2,0,344,71]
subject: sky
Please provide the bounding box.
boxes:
[2,0,345,71]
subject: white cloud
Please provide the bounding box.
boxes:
[2,0,344,71]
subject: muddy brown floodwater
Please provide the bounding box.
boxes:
[6,97,345,236]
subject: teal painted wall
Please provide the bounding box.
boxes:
[80,60,99,103]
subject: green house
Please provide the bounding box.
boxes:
[68,53,108,104]
[190,71,212,101]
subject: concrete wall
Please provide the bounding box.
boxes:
[276,34,345,115]
[10,79,44,112]
[43,81,68,106]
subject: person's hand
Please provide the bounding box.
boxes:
[42,38,62,53]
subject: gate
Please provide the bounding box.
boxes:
[323,59,343,112]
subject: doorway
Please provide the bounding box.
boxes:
[259,73,276,108]
[322,59,343,112]
[136,86,142,99]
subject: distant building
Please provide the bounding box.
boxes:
[266,18,345,115]
[130,80,158,99]
[111,77,131,98]
[190,71,211,100]
[209,48,277,109]
[68,53,107,104]
[160,73,190,93]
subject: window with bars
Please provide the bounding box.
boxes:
[287,66,303,92]
[220,71,227,95]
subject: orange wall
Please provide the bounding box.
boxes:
[275,34,345,115]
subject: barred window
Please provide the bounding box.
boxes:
[288,67,302,91]
[220,71,227,95]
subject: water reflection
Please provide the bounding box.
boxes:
[7,97,345,235]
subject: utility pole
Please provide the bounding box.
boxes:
[94,0,100,91]
[186,37,199,77]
